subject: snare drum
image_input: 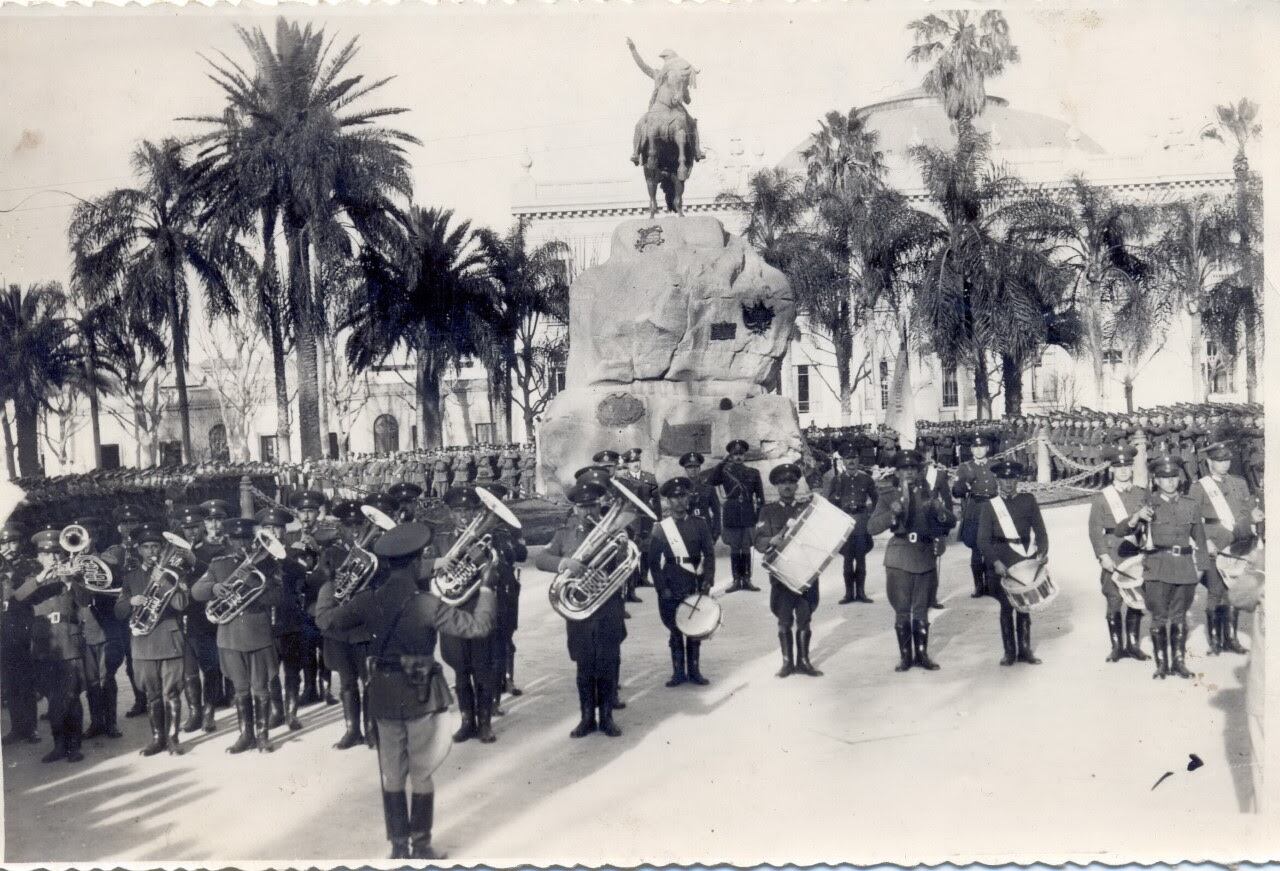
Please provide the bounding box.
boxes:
[1001,558,1059,613]
[675,593,722,641]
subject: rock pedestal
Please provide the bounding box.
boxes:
[538,216,803,499]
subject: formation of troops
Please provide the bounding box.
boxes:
[0,401,1264,858]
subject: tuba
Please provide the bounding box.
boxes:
[430,486,522,607]
[549,478,656,622]
[129,533,195,636]
[58,524,119,594]
[205,530,286,625]
[333,505,397,602]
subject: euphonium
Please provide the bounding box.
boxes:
[430,486,522,607]
[58,524,119,594]
[205,530,286,625]
[129,533,195,637]
[333,505,397,602]
[549,478,657,622]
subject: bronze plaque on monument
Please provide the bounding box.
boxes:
[658,421,713,456]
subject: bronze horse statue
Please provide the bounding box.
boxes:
[634,106,695,219]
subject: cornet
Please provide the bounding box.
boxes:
[549,478,656,622]
[430,487,522,607]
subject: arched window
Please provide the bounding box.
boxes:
[208,424,230,462]
[373,414,400,454]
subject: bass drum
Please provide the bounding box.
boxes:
[675,593,722,641]
[1002,558,1059,614]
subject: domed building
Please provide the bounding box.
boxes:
[511,88,1244,436]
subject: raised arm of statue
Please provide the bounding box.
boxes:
[626,37,656,80]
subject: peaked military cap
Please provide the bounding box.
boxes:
[1204,441,1233,461]
[969,434,993,448]
[373,522,433,559]
[113,504,145,524]
[574,467,614,492]
[592,450,621,465]
[225,518,256,539]
[725,439,750,456]
[622,448,643,464]
[1107,446,1137,466]
[135,526,165,545]
[678,452,706,468]
[659,476,694,498]
[292,490,328,511]
[444,486,481,511]
[0,523,23,545]
[255,507,294,527]
[894,450,924,469]
[31,529,61,553]
[175,506,204,527]
[387,482,423,504]
[201,499,232,520]
[567,480,606,505]
[329,499,362,523]
[991,460,1024,479]
[482,483,509,501]
[768,463,802,485]
[363,494,400,517]
[1151,459,1182,479]
[836,440,857,459]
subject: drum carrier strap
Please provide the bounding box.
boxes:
[1199,477,1236,532]
[990,496,1035,558]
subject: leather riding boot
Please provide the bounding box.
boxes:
[611,661,626,709]
[363,685,377,748]
[40,729,67,764]
[854,568,874,603]
[741,555,760,591]
[894,623,914,672]
[1151,626,1170,679]
[202,701,217,733]
[284,686,303,732]
[452,684,477,743]
[1015,612,1041,664]
[82,686,106,740]
[382,789,411,859]
[971,561,987,598]
[776,630,795,678]
[181,677,203,732]
[64,697,84,760]
[253,695,274,752]
[299,658,319,706]
[839,573,856,604]
[1106,613,1126,662]
[1205,608,1223,655]
[476,696,497,744]
[569,675,597,738]
[505,649,522,696]
[625,572,643,603]
[912,620,940,671]
[597,676,622,737]
[125,688,147,718]
[999,610,1016,666]
[166,697,185,755]
[410,792,445,860]
[665,645,687,688]
[321,669,337,705]
[686,641,709,685]
[1125,610,1150,660]
[725,553,740,591]
[795,629,823,676]
[139,701,168,757]
[101,678,122,738]
[1224,606,1248,654]
[227,696,255,754]
[268,676,285,729]
[1170,623,1193,678]
[334,689,364,749]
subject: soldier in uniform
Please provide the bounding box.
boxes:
[184,500,230,731]
[919,440,954,610]
[480,484,527,716]
[290,491,336,706]
[1,523,40,745]
[710,440,765,592]
[192,517,284,753]
[13,529,91,763]
[260,506,309,731]
[317,522,497,860]
[430,451,453,499]
[754,463,822,678]
[518,446,538,499]
[1189,441,1264,656]
[429,487,501,745]
[535,480,627,738]
[114,526,190,756]
[869,450,956,671]
[827,440,878,605]
[103,505,149,722]
[679,452,721,541]
[1087,447,1151,662]
[72,518,124,741]
[976,461,1050,667]
[617,448,660,598]
[316,499,375,749]
[647,476,716,686]
[952,434,999,598]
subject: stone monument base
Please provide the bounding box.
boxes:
[537,382,804,500]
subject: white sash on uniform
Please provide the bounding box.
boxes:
[1200,476,1237,532]
[1102,486,1128,525]
[661,517,691,562]
[926,466,938,489]
[990,495,1035,558]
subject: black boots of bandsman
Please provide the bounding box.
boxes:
[1151,626,1170,679]
[334,688,364,750]
[284,681,303,732]
[84,682,122,740]
[728,553,759,592]
[1105,613,1125,662]
[1108,611,1151,661]
[839,562,873,605]
[775,629,820,677]
[997,611,1041,666]
[452,684,496,744]
[970,560,988,598]
[384,790,443,861]
[894,623,913,672]
[227,696,256,754]
[1169,623,1193,679]
[1207,605,1247,655]
[139,697,184,757]
[253,694,274,752]
[181,676,204,733]
[268,676,286,729]
[666,644,687,687]
[666,640,708,687]
[776,630,795,677]
[569,674,621,738]
[912,621,940,671]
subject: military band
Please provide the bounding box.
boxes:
[1088,447,1151,662]
[827,440,879,605]
[647,476,716,686]
[711,440,765,593]
[754,463,822,678]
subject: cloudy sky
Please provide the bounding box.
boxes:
[1,0,1275,291]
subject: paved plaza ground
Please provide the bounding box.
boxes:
[2,503,1262,864]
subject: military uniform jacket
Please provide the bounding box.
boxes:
[191,554,282,652]
[13,571,90,661]
[976,492,1049,569]
[536,516,627,662]
[827,468,878,556]
[710,462,765,528]
[113,566,188,660]
[318,569,496,720]
[1140,492,1208,584]
[1188,473,1257,550]
[687,474,721,537]
[316,540,374,645]
[490,528,526,634]
[615,473,659,539]
[432,457,452,483]
[952,458,998,547]
[2,556,36,644]
[647,514,715,600]
[1087,485,1147,561]
[867,479,956,574]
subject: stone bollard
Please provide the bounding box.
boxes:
[239,475,254,519]
[1036,427,1051,484]
[1133,429,1149,489]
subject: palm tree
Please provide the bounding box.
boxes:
[715,167,808,266]
[68,138,247,463]
[475,221,571,442]
[188,18,418,460]
[346,207,496,449]
[92,302,170,468]
[907,10,1020,143]
[0,283,81,478]
[1106,273,1179,412]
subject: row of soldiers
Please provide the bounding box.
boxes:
[293,445,538,501]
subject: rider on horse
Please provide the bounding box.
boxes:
[628,38,706,167]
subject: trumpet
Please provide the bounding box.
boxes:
[549,478,656,622]
[129,533,195,637]
[430,487,522,607]
[205,530,286,625]
[50,524,119,594]
[332,505,397,602]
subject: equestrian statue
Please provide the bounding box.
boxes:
[627,38,706,219]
